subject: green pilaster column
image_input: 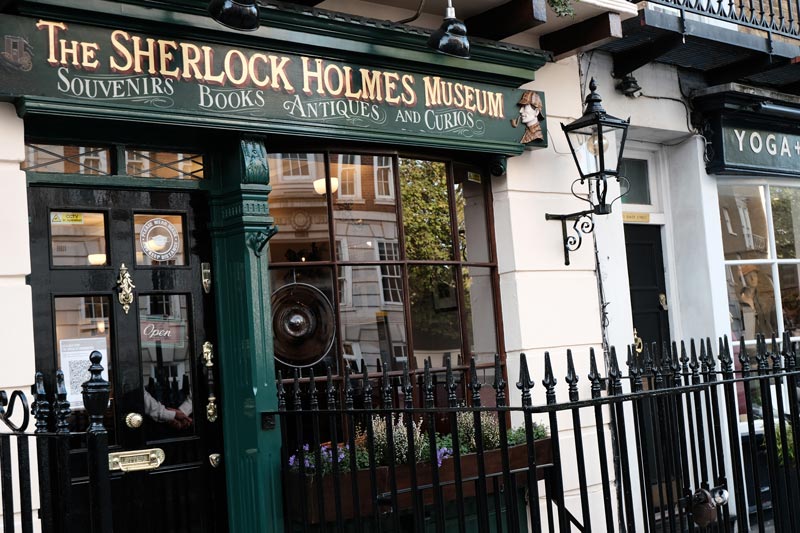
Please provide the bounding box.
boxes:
[209,137,282,533]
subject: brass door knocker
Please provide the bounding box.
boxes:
[633,328,644,354]
[116,263,135,314]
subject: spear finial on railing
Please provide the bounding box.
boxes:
[783,331,797,370]
[720,336,733,374]
[469,358,482,407]
[344,365,354,411]
[690,339,700,384]
[277,370,286,411]
[705,338,717,377]
[402,362,413,410]
[361,359,373,409]
[770,333,781,370]
[543,352,557,405]
[517,353,534,407]
[31,372,49,434]
[699,339,710,377]
[627,345,642,393]
[493,353,506,407]
[292,368,302,411]
[424,358,434,408]
[381,354,393,410]
[609,346,622,396]
[739,336,750,374]
[308,367,319,411]
[55,370,70,434]
[680,341,690,375]
[446,355,458,407]
[670,341,681,383]
[756,334,768,373]
[566,350,579,402]
[326,364,337,408]
[588,348,602,399]
[642,342,654,376]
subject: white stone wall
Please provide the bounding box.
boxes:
[0,103,40,530]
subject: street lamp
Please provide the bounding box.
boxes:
[545,78,630,265]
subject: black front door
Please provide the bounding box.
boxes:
[625,224,671,349]
[28,186,227,532]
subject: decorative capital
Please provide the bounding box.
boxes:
[241,138,270,185]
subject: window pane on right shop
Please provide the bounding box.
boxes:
[718,184,770,260]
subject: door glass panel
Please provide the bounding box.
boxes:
[50,211,107,266]
[54,296,115,440]
[139,294,194,440]
[134,214,186,266]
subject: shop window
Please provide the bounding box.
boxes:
[718,183,796,342]
[268,152,499,374]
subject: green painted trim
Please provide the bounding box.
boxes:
[14,0,548,85]
[26,172,207,190]
[208,137,283,533]
[16,97,529,157]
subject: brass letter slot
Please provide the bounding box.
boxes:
[109,448,165,473]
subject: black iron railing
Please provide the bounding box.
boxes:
[273,334,800,532]
[646,0,800,40]
[0,352,111,533]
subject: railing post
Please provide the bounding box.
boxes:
[81,350,112,533]
[53,370,73,531]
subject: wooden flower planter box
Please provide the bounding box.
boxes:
[286,438,552,525]
[286,466,389,525]
[394,437,553,509]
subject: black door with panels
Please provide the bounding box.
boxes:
[625,223,671,349]
[28,186,227,532]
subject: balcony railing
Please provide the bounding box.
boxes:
[647,0,800,39]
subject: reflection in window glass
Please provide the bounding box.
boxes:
[269,152,498,377]
[455,172,489,263]
[400,159,453,261]
[771,187,800,259]
[267,154,330,263]
[409,265,460,369]
[718,185,769,260]
[727,264,777,342]
[50,211,107,266]
[124,150,204,180]
[139,294,194,440]
[134,214,185,266]
[23,144,110,175]
[55,296,114,439]
[779,264,800,338]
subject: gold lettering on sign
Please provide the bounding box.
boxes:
[622,212,650,223]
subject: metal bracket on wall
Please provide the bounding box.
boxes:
[544,210,595,266]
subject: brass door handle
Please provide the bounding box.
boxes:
[125,412,143,429]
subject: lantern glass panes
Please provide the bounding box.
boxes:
[564,119,627,179]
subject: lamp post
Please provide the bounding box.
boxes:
[545,78,630,265]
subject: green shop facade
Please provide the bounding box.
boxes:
[0,1,550,531]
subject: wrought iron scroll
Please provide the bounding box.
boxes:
[544,210,594,266]
[0,389,30,432]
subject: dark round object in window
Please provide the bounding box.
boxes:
[272,283,335,368]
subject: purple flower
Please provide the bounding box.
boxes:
[436,447,452,467]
